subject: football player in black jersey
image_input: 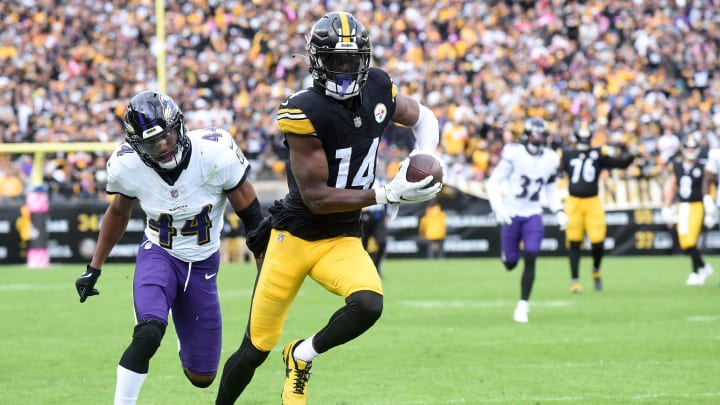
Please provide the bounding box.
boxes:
[662,135,714,285]
[559,123,636,292]
[215,11,443,405]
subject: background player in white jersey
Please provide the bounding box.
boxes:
[74,91,264,405]
[486,118,567,323]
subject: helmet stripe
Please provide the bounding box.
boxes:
[138,95,157,129]
[339,12,350,42]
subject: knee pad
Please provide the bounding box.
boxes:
[347,290,383,326]
[119,320,166,373]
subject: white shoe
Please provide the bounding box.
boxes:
[700,264,714,283]
[687,272,702,286]
[513,300,529,323]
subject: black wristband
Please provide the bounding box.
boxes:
[236,198,263,234]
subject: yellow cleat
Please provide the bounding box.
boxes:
[570,281,583,294]
[282,339,312,405]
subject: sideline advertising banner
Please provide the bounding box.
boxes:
[0,192,705,264]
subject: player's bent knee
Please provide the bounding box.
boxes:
[133,320,166,349]
[183,368,215,388]
[503,261,518,270]
[119,320,167,373]
[240,336,271,368]
[347,290,383,326]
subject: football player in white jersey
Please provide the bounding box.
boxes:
[74,91,264,405]
[486,118,568,323]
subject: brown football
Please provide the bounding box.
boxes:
[405,153,443,186]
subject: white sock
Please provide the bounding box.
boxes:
[293,335,319,363]
[114,365,147,405]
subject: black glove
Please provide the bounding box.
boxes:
[246,216,271,259]
[76,265,101,303]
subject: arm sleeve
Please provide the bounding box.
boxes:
[412,103,439,153]
[486,155,512,210]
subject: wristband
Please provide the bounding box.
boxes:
[375,187,388,204]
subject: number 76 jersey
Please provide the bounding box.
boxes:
[106,128,250,262]
[490,143,561,217]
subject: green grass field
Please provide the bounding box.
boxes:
[1,256,718,404]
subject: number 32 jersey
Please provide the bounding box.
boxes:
[106,128,250,262]
[491,143,560,217]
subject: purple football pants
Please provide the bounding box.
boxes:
[500,214,544,265]
[133,238,222,375]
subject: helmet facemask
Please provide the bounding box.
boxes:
[315,50,370,100]
[134,122,186,170]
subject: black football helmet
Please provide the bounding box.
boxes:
[123,91,190,172]
[682,133,701,161]
[571,122,592,151]
[521,118,549,155]
[306,12,372,100]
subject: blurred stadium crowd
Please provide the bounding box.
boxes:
[1,0,720,202]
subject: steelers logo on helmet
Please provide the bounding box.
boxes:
[682,133,701,161]
[521,117,549,155]
[123,91,190,172]
[306,12,372,100]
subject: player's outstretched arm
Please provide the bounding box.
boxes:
[75,194,135,303]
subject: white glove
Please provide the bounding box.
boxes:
[555,210,569,230]
[661,206,676,226]
[375,158,442,204]
[493,206,512,225]
[704,194,719,229]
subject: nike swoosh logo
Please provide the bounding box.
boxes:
[204,273,217,280]
[79,274,93,278]
[281,100,289,106]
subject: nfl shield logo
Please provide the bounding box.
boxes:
[353,116,362,128]
[170,189,179,199]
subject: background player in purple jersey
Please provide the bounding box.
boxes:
[74,91,264,405]
[486,118,567,323]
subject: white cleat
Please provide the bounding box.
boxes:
[513,300,529,323]
[699,264,714,284]
[686,272,702,286]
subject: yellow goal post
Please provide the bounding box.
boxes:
[0,142,118,187]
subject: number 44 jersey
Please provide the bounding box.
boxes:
[106,128,250,262]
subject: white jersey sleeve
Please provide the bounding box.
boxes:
[106,143,143,198]
[105,128,251,262]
